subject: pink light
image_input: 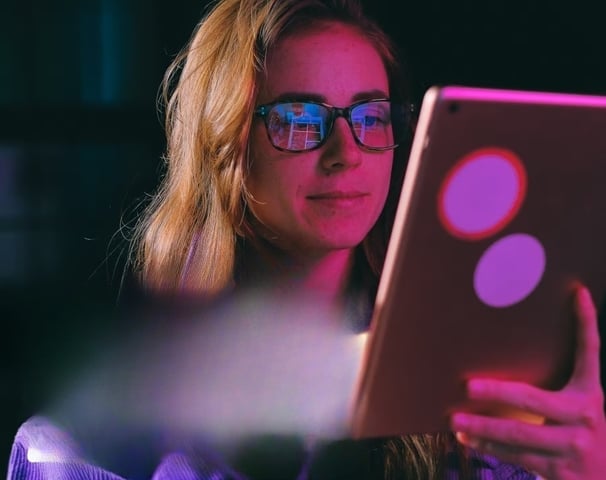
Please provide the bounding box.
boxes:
[474,233,546,308]
[442,86,606,108]
[437,147,527,241]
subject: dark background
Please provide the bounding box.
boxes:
[1,0,605,474]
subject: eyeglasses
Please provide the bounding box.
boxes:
[254,99,414,153]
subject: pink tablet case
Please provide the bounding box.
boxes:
[349,85,606,438]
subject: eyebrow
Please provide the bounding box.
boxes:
[269,89,389,104]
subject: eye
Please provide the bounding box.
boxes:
[353,112,389,129]
[363,115,380,127]
[352,103,391,128]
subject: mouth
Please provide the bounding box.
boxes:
[306,191,369,208]
[307,191,368,200]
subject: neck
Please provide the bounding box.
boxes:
[239,240,356,305]
[290,248,354,301]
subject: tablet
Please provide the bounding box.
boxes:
[348,85,606,439]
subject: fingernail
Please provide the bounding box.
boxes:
[466,379,483,398]
[455,431,479,449]
[450,413,469,430]
[577,286,592,306]
[576,286,596,317]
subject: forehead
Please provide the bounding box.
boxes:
[259,22,389,104]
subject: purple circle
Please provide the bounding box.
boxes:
[474,234,546,308]
[442,153,523,237]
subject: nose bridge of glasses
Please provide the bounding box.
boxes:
[320,107,363,167]
[330,106,356,136]
[332,106,352,126]
[324,106,356,145]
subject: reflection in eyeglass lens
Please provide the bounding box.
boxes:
[267,101,395,151]
[268,103,326,151]
[351,102,392,148]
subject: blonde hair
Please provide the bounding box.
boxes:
[132,0,263,293]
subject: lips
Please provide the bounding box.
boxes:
[306,191,369,208]
[307,191,368,200]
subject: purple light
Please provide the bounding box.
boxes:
[438,148,526,240]
[442,86,606,108]
[474,233,546,308]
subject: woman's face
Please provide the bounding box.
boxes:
[247,22,394,258]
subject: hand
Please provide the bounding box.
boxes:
[450,286,606,479]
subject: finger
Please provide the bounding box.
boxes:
[456,432,555,479]
[466,378,575,424]
[570,286,601,389]
[451,412,572,454]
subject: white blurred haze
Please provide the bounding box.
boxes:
[45,289,367,448]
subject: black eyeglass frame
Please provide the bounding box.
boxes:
[253,98,416,153]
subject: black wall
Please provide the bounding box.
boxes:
[1,0,605,473]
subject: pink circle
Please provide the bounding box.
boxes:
[474,233,546,308]
[438,148,527,240]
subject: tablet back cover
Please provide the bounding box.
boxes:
[349,85,606,438]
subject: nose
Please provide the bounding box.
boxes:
[318,117,362,172]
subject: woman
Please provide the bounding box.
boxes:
[9,0,606,478]
[131,0,606,477]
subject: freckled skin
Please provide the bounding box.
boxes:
[247,23,393,258]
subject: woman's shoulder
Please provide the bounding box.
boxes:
[7,416,126,480]
[6,416,241,480]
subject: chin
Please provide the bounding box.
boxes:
[323,223,374,246]
[268,222,373,256]
[315,232,368,251]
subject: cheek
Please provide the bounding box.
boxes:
[245,151,305,221]
[247,128,310,204]
[363,158,394,226]
[245,164,265,203]
[249,169,304,215]
[373,157,394,201]
[246,129,276,200]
